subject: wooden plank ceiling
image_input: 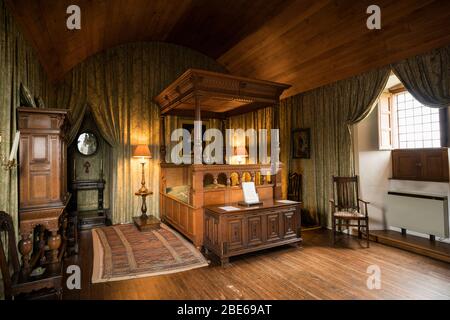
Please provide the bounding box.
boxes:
[6,0,450,98]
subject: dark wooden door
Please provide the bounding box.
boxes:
[392,150,422,180]
[421,149,449,182]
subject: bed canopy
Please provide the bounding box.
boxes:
[155,68,291,164]
[155,68,290,119]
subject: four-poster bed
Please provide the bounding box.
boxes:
[154,69,294,248]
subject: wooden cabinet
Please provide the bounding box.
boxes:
[204,200,302,266]
[17,107,70,272]
[392,148,449,182]
[422,149,449,182]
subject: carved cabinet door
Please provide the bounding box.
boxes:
[266,213,281,242]
[226,217,245,252]
[283,209,297,238]
[247,215,263,246]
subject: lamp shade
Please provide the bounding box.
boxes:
[133,144,152,158]
[233,145,248,157]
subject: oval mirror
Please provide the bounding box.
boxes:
[77,132,98,156]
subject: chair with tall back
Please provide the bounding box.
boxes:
[0,211,62,300]
[287,172,302,202]
[329,176,370,247]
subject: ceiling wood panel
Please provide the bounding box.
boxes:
[218,0,450,97]
[165,0,292,58]
[5,0,450,98]
[5,0,290,81]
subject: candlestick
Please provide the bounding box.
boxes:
[9,131,20,162]
[73,159,76,180]
[100,159,103,178]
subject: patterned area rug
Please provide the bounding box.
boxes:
[91,223,208,283]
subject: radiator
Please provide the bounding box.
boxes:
[386,191,449,238]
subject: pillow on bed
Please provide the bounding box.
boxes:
[166,185,190,204]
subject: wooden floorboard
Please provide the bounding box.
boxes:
[63,228,450,300]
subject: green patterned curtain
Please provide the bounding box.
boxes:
[392,44,450,108]
[164,116,222,163]
[280,67,390,227]
[228,107,274,163]
[54,42,226,224]
[0,0,55,235]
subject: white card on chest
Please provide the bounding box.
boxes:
[241,182,260,205]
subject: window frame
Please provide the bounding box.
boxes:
[378,86,448,150]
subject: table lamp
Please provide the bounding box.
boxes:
[133,144,152,193]
[233,145,248,164]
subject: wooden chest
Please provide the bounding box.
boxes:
[203,199,302,266]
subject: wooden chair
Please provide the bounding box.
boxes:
[329,176,370,248]
[288,172,319,227]
[0,211,63,300]
[288,172,302,202]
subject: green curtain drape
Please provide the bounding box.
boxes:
[279,67,390,227]
[0,0,55,235]
[54,42,226,224]
[163,116,222,163]
[228,107,274,164]
[392,45,450,108]
[57,68,90,145]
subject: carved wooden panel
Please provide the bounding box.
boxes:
[283,211,296,238]
[247,216,263,246]
[31,135,48,160]
[188,210,194,234]
[175,202,179,225]
[204,215,212,243]
[227,218,244,251]
[204,214,219,248]
[180,204,188,231]
[266,213,280,241]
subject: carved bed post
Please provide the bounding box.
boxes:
[193,94,203,165]
[222,118,227,164]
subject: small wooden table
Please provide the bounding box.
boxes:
[133,191,160,231]
[204,199,302,266]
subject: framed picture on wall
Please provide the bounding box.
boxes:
[292,128,311,159]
